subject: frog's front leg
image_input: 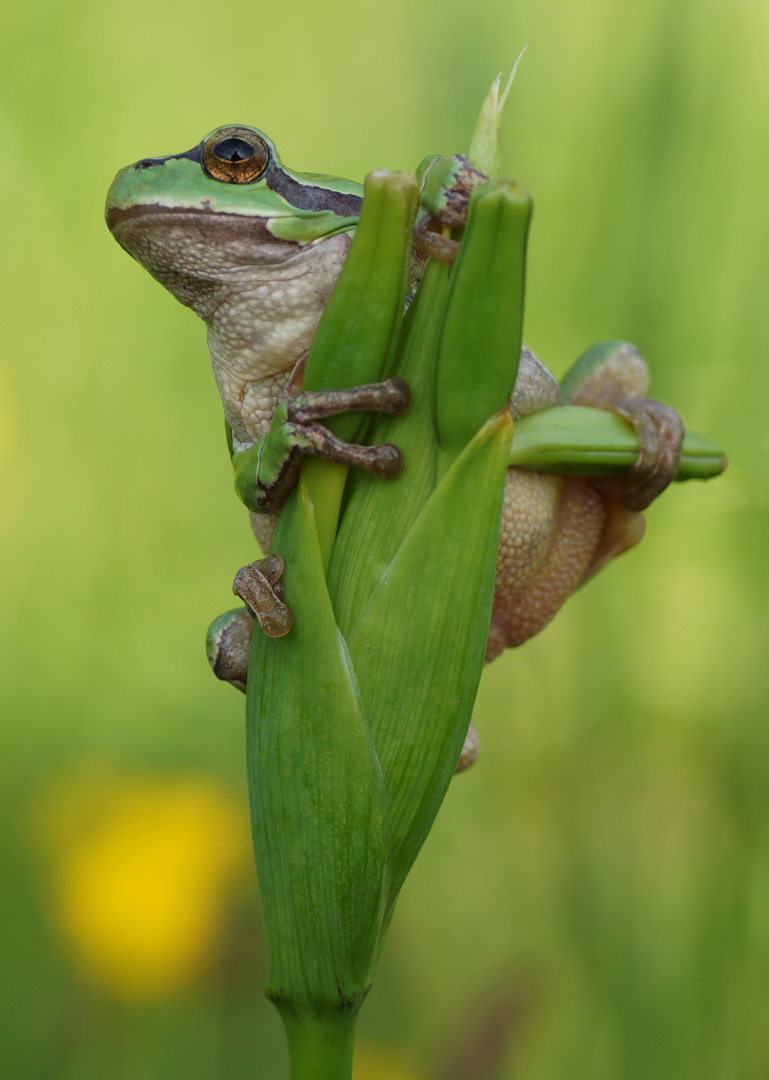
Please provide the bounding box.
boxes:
[232,376,411,515]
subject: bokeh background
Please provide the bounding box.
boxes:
[1,0,766,1076]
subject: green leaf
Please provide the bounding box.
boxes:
[435,178,532,473]
[327,257,451,635]
[300,170,418,569]
[246,479,390,1016]
[345,409,513,901]
[467,51,527,178]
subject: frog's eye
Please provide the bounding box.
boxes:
[202,127,270,184]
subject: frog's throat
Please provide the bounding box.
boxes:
[107,206,307,283]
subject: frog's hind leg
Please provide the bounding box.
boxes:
[559,340,684,581]
[207,587,483,780]
[486,473,607,661]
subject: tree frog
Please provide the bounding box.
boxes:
[106,126,683,768]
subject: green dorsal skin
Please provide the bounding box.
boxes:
[106,125,364,235]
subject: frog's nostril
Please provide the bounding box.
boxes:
[137,159,155,169]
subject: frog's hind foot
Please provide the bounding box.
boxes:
[286,375,410,480]
[563,343,685,512]
[600,398,685,511]
[609,397,685,510]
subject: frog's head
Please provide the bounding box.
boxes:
[106,125,363,314]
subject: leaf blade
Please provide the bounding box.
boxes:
[346,410,513,900]
[247,480,389,1014]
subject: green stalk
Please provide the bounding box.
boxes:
[240,72,726,1080]
[434,177,531,475]
[299,458,349,574]
[327,256,450,633]
[280,1011,358,1080]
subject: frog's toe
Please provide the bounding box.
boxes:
[233,554,294,638]
[289,422,405,479]
[562,343,684,511]
[286,376,410,423]
[607,397,685,511]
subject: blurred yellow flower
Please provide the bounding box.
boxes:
[35,771,251,1003]
[353,1041,426,1080]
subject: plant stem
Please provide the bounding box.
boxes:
[280,1011,358,1080]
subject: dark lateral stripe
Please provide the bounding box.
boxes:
[265,165,363,217]
[131,142,363,219]
[133,144,204,170]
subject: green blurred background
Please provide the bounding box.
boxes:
[1,0,766,1076]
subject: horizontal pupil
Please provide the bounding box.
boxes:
[214,137,256,163]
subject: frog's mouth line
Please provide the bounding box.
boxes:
[105,202,274,233]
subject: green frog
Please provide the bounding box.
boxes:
[106,125,683,768]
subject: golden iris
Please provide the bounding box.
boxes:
[202,126,270,184]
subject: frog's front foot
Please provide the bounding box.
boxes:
[286,375,410,478]
[413,153,489,264]
[247,375,411,514]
